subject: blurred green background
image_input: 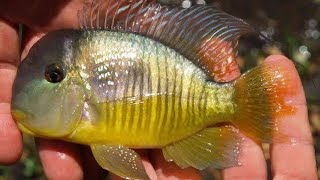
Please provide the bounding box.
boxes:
[1,0,320,179]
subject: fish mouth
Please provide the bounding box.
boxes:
[11,109,36,136]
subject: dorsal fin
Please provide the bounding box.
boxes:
[78,0,255,82]
[157,0,206,8]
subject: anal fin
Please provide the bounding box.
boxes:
[91,144,149,180]
[162,126,241,170]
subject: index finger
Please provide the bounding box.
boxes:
[0,19,22,164]
[269,55,317,179]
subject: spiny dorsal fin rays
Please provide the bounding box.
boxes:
[79,0,155,30]
[157,0,206,8]
[78,0,255,82]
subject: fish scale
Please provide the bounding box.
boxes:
[72,30,236,146]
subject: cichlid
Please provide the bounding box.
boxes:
[12,0,299,179]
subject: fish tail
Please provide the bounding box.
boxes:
[232,56,300,143]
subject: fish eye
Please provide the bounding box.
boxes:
[45,64,65,83]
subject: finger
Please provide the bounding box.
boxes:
[221,61,267,179]
[20,28,45,59]
[36,139,84,180]
[139,150,159,180]
[81,146,108,180]
[269,55,317,179]
[109,150,159,180]
[149,149,202,180]
[222,135,267,179]
[0,19,23,164]
[0,0,84,31]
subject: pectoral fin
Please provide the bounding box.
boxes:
[163,126,242,170]
[91,144,149,180]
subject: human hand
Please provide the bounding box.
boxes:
[0,0,317,179]
[221,55,317,180]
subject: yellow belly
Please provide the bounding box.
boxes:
[67,95,210,147]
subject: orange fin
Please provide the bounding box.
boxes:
[78,0,255,81]
[232,58,300,143]
[163,126,242,170]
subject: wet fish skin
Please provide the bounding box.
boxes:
[67,30,236,146]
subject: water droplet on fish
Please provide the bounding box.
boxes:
[182,0,191,8]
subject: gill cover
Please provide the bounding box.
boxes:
[12,30,85,137]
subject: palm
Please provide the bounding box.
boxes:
[0,0,317,179]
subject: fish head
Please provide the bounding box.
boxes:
[11,30,85,138]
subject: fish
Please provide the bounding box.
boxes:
[11,0,299,179]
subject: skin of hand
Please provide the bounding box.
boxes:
[0,0,317,179]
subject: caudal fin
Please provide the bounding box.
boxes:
[232,57,301,143]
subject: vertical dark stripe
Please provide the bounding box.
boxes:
[203,84,208,118]
[110,62,118,128]
[104,83,110,126]
[104,63,112,128]
[112,60,119,126]
[130,59,138,129]
[101,64,112,128]
[162,54,169,130]
[155,49,162,133]
[169,55,177,129]
[191,75,197,123]
[198,80,206,119]
[138,56,145,131]
[122,59,131,130]
[178,64,184,126]
[145,52,152,130]
[186,70,197,122]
